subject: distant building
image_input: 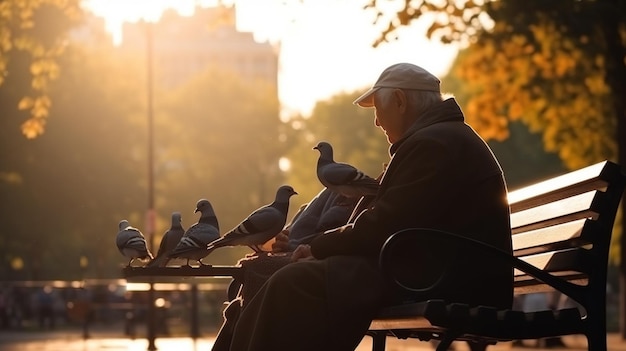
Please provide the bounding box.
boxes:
[68,12,112,49]
[119,5,279,91]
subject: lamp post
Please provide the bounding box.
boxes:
[79,255,89,339]
[79,255,88,284]
[145,19,157,351]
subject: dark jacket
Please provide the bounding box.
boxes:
[287,188,357,250]
[310,98,513,309]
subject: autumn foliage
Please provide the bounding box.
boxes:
[0,0,81,139]
[365,0,624,170]
[457,18,616,169]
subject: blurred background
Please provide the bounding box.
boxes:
[0,0,623,344]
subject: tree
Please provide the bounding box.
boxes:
[365,0,626,335]
[0,0,81,139]
[0,40,147,280]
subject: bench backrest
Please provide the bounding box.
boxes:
[508,160,625,313]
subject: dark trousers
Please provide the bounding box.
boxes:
[221,256,384,351]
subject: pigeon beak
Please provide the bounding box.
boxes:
[313,146,319,150]
[194,208,199,213]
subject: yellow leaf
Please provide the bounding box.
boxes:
[18,96,34,110]
[37,95,51,108]
[31,75,47,90]
[32,103,49,118]
[21,118,45,139]
[30,60,42,75]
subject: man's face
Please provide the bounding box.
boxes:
[373,89,404,144]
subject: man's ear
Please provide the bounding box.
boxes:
[393,89,407,112]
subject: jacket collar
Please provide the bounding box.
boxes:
[389,98,464,155]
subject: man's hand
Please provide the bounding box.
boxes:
[291,244,314,262]
[271,230,290,253]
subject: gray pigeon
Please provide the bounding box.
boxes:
[116,220,153,267]
[206,185,298,254]
[146,212,185,268]
[168,199,220,267]
[313,141,379,198]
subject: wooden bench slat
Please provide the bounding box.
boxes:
[123,265,242,278]
[514,248,586,277]
[514,276,588,295]
[511,218,588,256]
[510,190,599,232]
[371,300,584,341]
[369,317,437,331]
[507,161,610,212]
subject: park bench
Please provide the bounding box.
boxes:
[367,160,626,351]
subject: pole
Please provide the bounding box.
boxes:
[190,284,199,340]
[146,20,157,351]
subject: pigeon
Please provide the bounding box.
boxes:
[206,185,298,254]
[146,212,186,268]
[313,141,380,198]
[116,220,153,267]
[168,199,220,267]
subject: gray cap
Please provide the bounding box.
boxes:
[353,63,441,108]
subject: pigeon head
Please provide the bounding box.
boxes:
[194,199,218,230]
[171,212,182,224]
[276,185,298,202]
[118,219,130,231]
[313,141,334,161]
[194,199,212,213]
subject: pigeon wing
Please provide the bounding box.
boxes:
[209,206,280,249]
[320,162,360,185]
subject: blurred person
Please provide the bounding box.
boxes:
[9,285,28,329]
[36,286,56,329]
[0,286,8,329]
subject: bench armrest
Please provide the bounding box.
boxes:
[379,228,465,293]
[379,228,580,300]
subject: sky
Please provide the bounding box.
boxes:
[83,0,459,117]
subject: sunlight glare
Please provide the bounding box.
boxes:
[279,157,291,172]
[83,0,225,42]
[154,297,166,308]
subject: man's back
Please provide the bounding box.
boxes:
[380,102,512,308]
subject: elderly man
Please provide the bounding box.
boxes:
[228,63,513,351]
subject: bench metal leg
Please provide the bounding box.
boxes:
[466,340,488,351]
[587,331,608,351]
[435,338,454,351]
[435,331,462,351]
[370,332,386,351]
